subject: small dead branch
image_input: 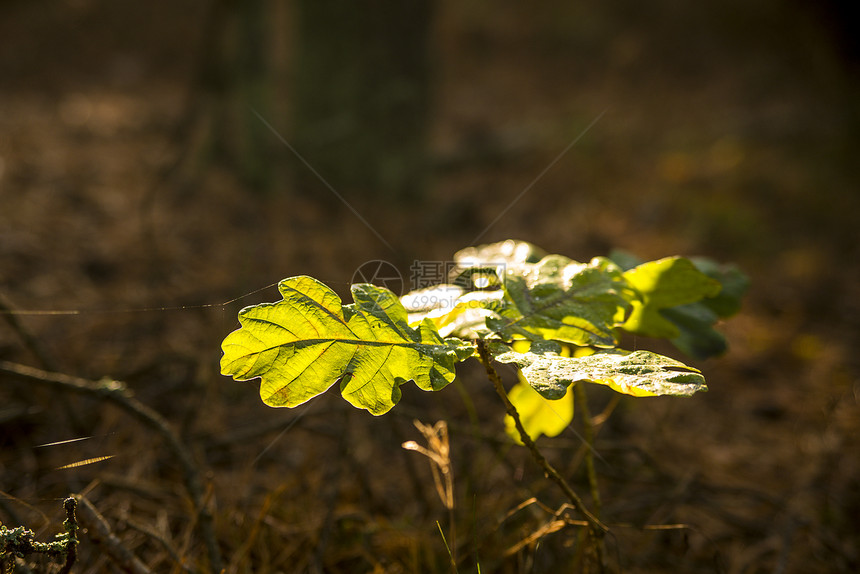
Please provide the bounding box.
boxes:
[0,360,222,572]
[124,517,194,573]
[501,500,588,557]
[74,495,152,574]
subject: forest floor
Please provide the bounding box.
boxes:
[1,1,858,572]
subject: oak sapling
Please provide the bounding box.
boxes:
[220,239,747,562]
[221,239,744,419]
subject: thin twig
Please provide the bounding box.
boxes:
[225,486,283,574]
[124,517,195,573]
[73,494,152,574]
[501,499,590,556]
[474,340,608,534]
[0,360,221,573]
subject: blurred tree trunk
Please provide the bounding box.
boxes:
[179,0,272,191]
[291,0,433,202]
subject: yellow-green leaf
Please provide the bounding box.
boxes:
[220,276,473,415]
[622,257,722,338]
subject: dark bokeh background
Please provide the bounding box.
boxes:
[1,1,858,572]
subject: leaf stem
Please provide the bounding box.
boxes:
[574,382,607,569]
[574,384,601,514]
[474,340,608,534]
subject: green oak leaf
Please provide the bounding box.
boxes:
[611,251,749,358]
[686,257,749,319]
[662,259,749,358]
[487,256,632,347]
[621,256,722,339]
[220,276,473,415]
[493,346,707,399]
[661,303,725,359]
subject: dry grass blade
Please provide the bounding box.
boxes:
[402,419,458,569]
[402,420,453,509]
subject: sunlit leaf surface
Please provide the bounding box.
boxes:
[494,346,707,399]
[621,256,722,338]
[221,276,473,415]
[488,256,631,347]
